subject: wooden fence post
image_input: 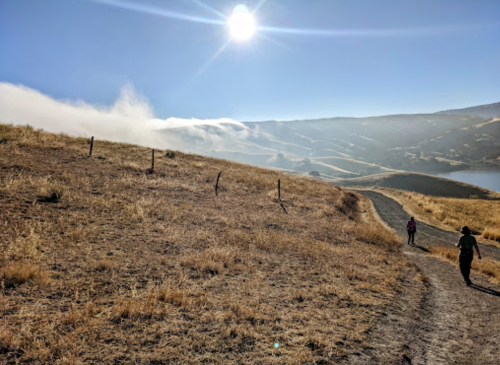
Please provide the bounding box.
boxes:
[89,136,94,157]
[215,171,222,196]
[151,149,155,172]
[278,179,288,214]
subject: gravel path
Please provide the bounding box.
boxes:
[347,191,500,365]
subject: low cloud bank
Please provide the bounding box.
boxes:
[0,82,248,151]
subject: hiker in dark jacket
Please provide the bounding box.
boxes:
[456,225,481,286]
[407,217,416,245]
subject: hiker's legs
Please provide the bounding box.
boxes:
[407,232,414,244]
[459,253,473,284]
[411,232,415,244]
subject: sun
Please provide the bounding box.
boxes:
[228,4,256,41]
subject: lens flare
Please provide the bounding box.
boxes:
[228,4,256,41]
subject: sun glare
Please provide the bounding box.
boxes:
[228,4,256,41]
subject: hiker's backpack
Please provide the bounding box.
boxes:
[407,221,416,233]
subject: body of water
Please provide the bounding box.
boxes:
[435,171,500,193]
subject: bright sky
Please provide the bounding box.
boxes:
[1,0,500,121]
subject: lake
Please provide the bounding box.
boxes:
[435,171,500,193]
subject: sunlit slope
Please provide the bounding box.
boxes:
[245,114,486,151]
[313,156,396,175]
[157,112,499,176]
[0,124,404,364]
[336,171,500,199]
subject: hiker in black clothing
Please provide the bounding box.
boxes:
[456,225,481,286]
[407,217,416,245]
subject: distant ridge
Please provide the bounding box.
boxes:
[437,101,500,119]
[335,172,500,200]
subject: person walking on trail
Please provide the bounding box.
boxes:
[407,217,416,245]
[456,225,481,286]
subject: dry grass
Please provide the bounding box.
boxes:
[0,124,406,364]
[415,272,431,286]
[430,246,500,285]
[482,227,500,243]
[380,188,500,245]
[0,261,51,288]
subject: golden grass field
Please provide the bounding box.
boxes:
[378,188,500,245]
[0,125,407,364]
[430,246,500,286]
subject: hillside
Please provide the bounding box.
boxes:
[0,125,404,364]
[335,172,500,199]
[157,110,500,178]
[437,101,500,119]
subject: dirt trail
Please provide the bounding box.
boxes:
[347,191,500,365]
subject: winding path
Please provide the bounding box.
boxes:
[347,191,500,365]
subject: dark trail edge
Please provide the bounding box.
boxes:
[346,190,500,365]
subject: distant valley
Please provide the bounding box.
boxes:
[159,101,500,180]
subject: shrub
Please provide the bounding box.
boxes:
[0,328,20,354]
[482,228,500,243]
[39,181,65,202]
[0,261,50,288]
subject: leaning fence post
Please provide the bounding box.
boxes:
[151,149,155,172]
[89,136,94,157]
[215,171,222,196]
[278,179,288,214]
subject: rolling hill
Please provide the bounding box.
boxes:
[437,101,500,119]
[0,124,404,364]
[158,107,500,179]
[335,171,500,199]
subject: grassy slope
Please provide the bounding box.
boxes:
[336,171,500,200]
[0,125,405,364]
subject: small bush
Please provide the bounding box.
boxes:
[0,261,50,288]
[155,287,189,307]
[0,328,20,354]
[92,259,115,272]
[7,229,41,261]
[39,182,65,202]
[165,150,175,159]
[482,228,500,243]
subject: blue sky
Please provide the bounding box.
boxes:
[1,0,500,121]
